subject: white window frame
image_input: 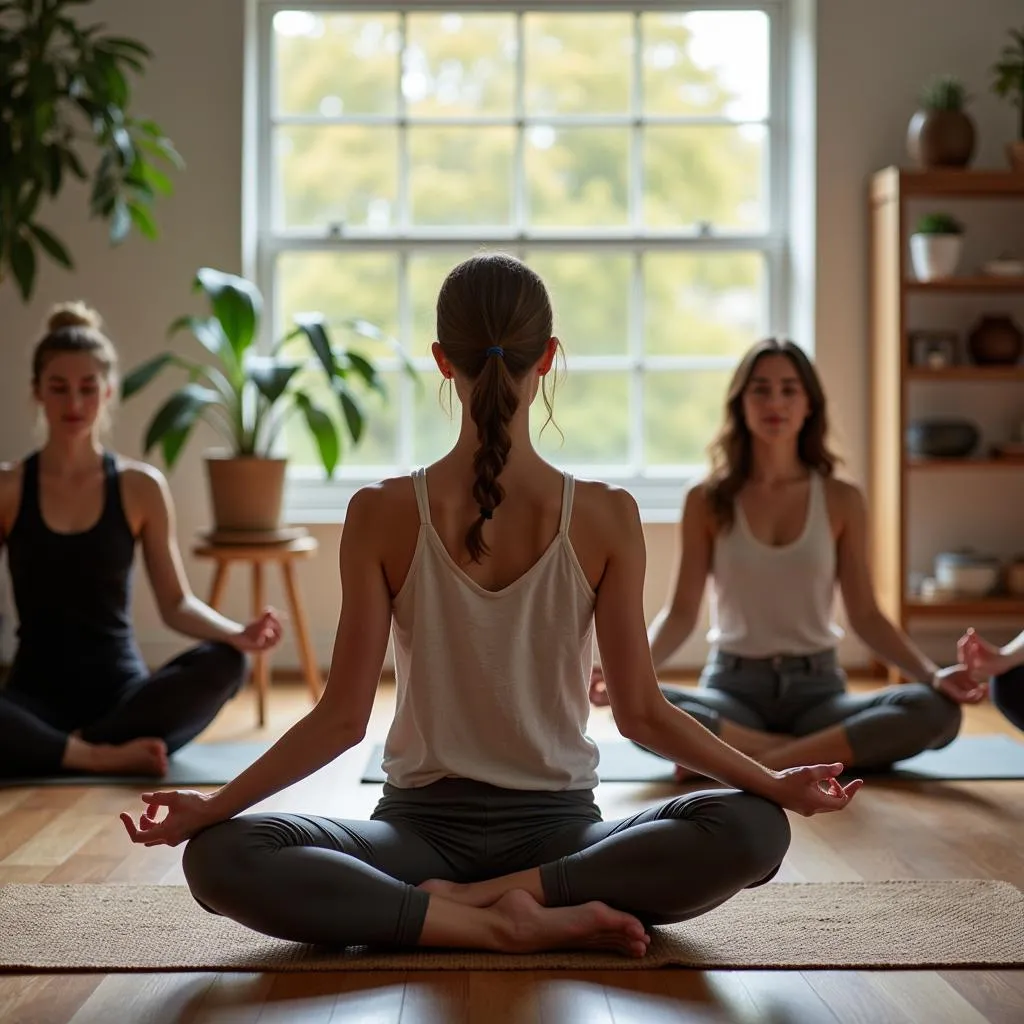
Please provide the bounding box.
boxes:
[248,0,792,523]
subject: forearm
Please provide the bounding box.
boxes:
[626,698,777,798]
[854,612,937,682]
[647,606,698,671]
[162,594,244,644]
[205,708,355,821]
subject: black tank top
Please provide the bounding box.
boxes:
[6,452,147,698]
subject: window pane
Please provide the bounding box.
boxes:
[409,128,515,226]
[525,252,630,356]
[524,13,632,115]
[409,250,485,358]
[413,371,461,464]
[282,368,398,470]
[526,127,629,227]
[273,12,399,117]
[405,13,516,115]
[277,127,397,231]
[642,11,769,120]
[533,371,630,465]
[644,125,766,233]
[277,252,399,365]
[644,253,765,356]
[644,369,731,466]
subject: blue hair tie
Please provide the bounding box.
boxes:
[486,346,504,358]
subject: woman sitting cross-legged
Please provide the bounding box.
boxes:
[0,303,282,779]
[590,339,980,782]
[121,256,860,958]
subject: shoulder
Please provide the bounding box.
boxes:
[571,477,641,532]
[0,461,25,521]
[344,475,416,534]
[822,475,864,513]
[117,458,171,503]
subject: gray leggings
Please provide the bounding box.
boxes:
[663,650,961,769]
[183,778,791,948]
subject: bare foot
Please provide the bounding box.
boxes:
[419,878,496,908]
[66,737,169,776]
[488,889,650,957]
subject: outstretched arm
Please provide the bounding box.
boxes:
[646,483,713,670]
[595,488,860,816]
[959,626,1024,677]
[122,486,394,845]
[836,482,984,702]
[135,466,280,651]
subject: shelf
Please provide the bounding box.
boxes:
[907,457,1024,470]
[873,167,1024,201]
[905,276,1024,292]
[906,366,1024,381]
[905,597,1024,619]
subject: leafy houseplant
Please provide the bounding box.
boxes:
[991,25,1024,169]
[123,268,400,534]
[910,213,965,283]
[906,75,975,169]
[0,0,182,300]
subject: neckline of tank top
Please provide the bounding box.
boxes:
[733,473,820,553]
[32,450,116,539]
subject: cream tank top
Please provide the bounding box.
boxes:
[381,469,600,790]
[707,473,843,658]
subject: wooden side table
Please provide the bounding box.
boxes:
[192,535,324,726]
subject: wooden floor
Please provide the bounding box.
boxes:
[1,678,1022,1024]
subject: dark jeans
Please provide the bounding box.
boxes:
[0,642,246,777]
[658,649,962,769]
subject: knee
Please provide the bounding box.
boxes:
[196,642,247,696]
[906,683,962,749]
[183,816,257,905]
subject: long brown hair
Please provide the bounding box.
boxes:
[436,253,556,562]
[705,338,839,530]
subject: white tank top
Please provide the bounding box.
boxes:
[382,469,599,790]
[707,473,842,657]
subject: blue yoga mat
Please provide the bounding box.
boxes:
[360,735,1024,784]
[0,741,271,788]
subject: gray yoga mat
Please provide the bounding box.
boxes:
[0,741,270,788]
[361,735,1024,784]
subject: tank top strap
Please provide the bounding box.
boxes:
[558,472,575,536]
[18,452,42,523]
[411,468,432,526]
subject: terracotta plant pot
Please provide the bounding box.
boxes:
[967,314,1024,366]
[204,454,288,532]
[907,109,976,168]
[1007,141,1024,172]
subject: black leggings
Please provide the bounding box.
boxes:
[0,642,245,777]
[993,665,1024,731]
[183,779,792,948]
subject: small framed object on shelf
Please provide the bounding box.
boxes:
[909,329,959,368]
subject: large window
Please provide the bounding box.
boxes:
[253,2,790,520]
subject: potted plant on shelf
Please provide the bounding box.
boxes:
[991,25,1024,170]
[909,213,964,282]
[122,268,403,539]
[0,0,182,301]
[906,75,976,169]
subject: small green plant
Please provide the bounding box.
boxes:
[0,0,183,301]
[991,26,1024,139]
[915,213,964,236]
[122,268,411,476]
[919,74,969,111]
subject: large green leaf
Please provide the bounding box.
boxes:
[293,313,336,380]
[250,358,302,405]
[10,234,36,300]
[332,379,365,444]
[143,383,222,462]
[294,391,340,476]
[122,351,177,399]
[344,350,386,398]
[28,223,72,269]
[195,267,263,360]
[344,316,419,380]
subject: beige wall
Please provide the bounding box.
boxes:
[2,0,1022,671]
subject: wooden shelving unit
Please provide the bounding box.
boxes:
[868,167,1024,638]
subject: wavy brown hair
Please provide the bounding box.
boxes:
[436,253,557,562]
[705,338,839,530]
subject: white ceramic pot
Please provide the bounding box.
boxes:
[934,551,999,596]
[910,234,963,281]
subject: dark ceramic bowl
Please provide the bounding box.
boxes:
[906,419,979,458]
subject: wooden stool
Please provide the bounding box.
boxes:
[192,535,323,726]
